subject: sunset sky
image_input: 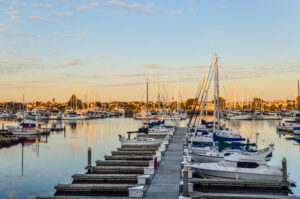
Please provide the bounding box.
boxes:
[0,0,300,102]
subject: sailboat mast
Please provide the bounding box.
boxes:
[157,73,161,114]
[146,78,149,120]
[298,80,300,120]
[215,54,220,132]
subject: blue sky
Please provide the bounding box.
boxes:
[0,0,299,102]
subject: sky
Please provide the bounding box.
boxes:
[0,0,300,102]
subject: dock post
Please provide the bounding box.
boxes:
[2,123,4,130]
[282,157,287,183]
[183,165,189,197]
[154,157,157,170]
[87,147,92,174]
[185,135,188,146]
[128,132,131,140]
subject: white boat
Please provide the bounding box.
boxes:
[62,110,88,120]
[255,112,281,120]
[192,152,284,182]
[276,118,299,132]
[227,111,252,120]
[190,144,274,163]
[134,110,156,120]
[9,120,48,135]
[119,135,163,147]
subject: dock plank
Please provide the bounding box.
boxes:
[144,127,185,199]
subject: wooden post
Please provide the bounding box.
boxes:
[2,123,4,130]
[282,157,287,183]
[185,135,188,146]
[183,165,189,197]
[87,147,92,174]
[154,157,157,170]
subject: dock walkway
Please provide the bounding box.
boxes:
[144,127,186,199]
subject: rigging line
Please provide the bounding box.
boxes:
[187,62,214,128]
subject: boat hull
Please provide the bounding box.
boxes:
[194,167,281,182]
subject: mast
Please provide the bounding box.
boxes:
[157,73,161,114]
[213,53,220,133]
[146,78,149,121]
[298,80,300,120]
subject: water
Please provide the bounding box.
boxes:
[0,118,143,199]
[0,118,299,198]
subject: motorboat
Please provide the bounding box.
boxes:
[190,144,274,163]
[192,152,285,182]
[255,112,281,120]
[62,110,88,120]
[118,135,163,147]
[227,111,252,120]
[8,120,48,135]
[276,118,299,132]
[134,110,156,120]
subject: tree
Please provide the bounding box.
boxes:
[68,95,82,109]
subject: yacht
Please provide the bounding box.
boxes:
[192,153,284,182]
[227,111,252,120]
[255,112,281,120]
[190,144,274,163]
[134,110,156,120]
[118,135,163,147]
[8,120,48,135]
[276,118,299,132]
[61,110,88,120]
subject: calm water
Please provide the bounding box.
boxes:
[0,118,299,198]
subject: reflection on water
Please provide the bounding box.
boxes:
[0,118,299,198]
[0,118,142,199]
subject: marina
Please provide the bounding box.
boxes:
[1,1,300,198]
[0,117,299,198]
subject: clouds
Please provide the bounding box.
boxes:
[77,0,98,10]
[57,59,82,68]
[5,10,19,15]
[29,16,45,21]
[142,64,161,69]
[53,12,74,18]
[9,15,21,22]
[32,3,52,8]
[17,32,31,36]
[0,28,8,32]
[107,0,154,14]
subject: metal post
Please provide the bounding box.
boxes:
[282,157,287,183]
[87,147,92,174]
[154,157,157,170]
[183,165,189,197]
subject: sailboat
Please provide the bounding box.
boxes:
[188,54,273,163]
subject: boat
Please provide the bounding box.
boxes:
[8,120,47,135]
[254,112,281,120]
[192,152,284,182]
[190,144,274,163]
[61,110,88,120]
[276,118,299,132]
[118,135,163,147]
[227,111,253,120]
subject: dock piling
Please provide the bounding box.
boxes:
[183,165,189,197]
[154,157,157,170]
[2,123,4,130]
[87,147,92,174]
[282,157,287,183]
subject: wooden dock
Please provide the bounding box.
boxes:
[144,127,186,199]
[38,126,182,198]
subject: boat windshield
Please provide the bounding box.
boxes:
[237,162,259,168]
